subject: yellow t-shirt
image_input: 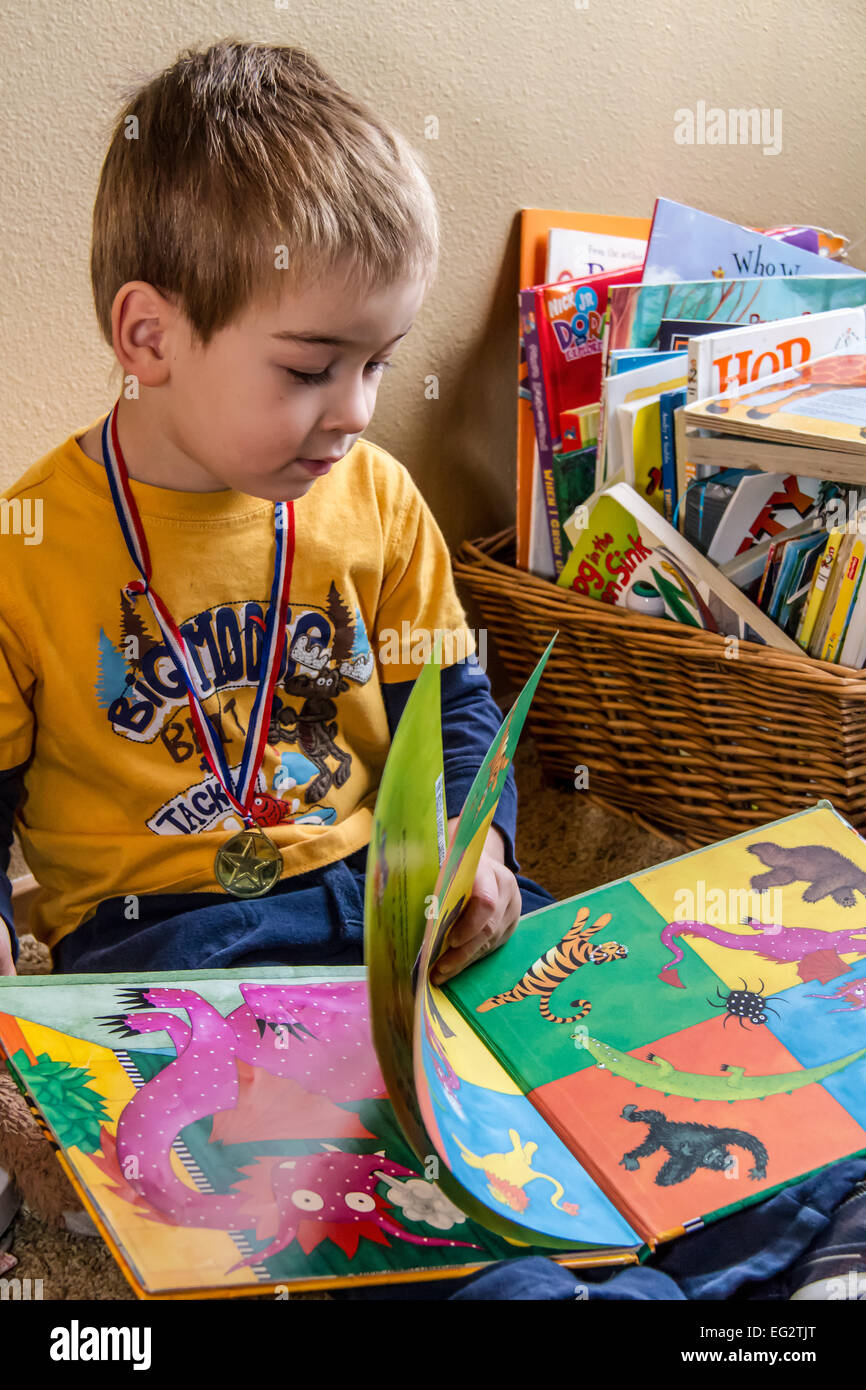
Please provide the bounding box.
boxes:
[0,418,474,948]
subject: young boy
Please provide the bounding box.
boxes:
[0,39,552,981]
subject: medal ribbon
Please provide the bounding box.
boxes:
[101,401,295,827]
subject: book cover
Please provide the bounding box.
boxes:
[686,308,866,404]
[606,278,866,369]
[658,319,719,352]
[642,198,865,284]
[556,481,801,650]
[704,472,822,565]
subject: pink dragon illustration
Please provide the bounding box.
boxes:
[92,982,476,1267]
[658,919,866,988]
[808,979,866,1013]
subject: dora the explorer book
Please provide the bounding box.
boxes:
[3,637,866,1296]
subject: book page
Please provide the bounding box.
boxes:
[446,804,866,1247]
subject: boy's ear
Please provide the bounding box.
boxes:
[110,280,179,386]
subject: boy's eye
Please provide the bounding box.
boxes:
[283,361,394,386]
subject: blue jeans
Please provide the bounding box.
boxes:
[54,845,556,974]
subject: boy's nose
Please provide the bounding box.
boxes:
[320,379,374,437]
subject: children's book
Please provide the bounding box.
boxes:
[677,311,866,491]
[516,210,651,568]
[658,319,719,352]
[684,352,866,456]
[521,266,643,575]
[797,529,843,651]
[641,198,865,284]
[820,540,865,662]
[766,529,828,633]
[686,308,866,405]
[5,647,866,1292]
[556,481,801,650]
[617,396,666,515]
[809,533,857,659]
[605,278,866,371]
[703,472,822,565]
[599,352,687,487]
[718,518,817,600]
[659,387,686,520]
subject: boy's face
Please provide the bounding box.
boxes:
[160,262,427,501]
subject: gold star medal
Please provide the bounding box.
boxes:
[214,826,283,898]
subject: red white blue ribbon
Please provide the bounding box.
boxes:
[101,401,295,826]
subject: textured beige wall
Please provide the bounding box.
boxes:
[2,0,865,548]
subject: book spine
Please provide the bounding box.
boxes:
[801,530,842,653]
[659,390,685,523]
[795,531,837,647]
[756,541,778,612]
[822,540,865,662]
[519,287,565,574]
[683,337,713,487]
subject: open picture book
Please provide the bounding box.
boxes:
[3,640,866,1296]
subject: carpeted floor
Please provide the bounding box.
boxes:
[1,739,684,1300]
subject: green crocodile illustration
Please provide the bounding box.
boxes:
[573,1033,866,1101]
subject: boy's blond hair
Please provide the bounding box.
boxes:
[90,39,439,345]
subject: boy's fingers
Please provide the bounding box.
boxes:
[447,861,499,949]
[431,924,497,984]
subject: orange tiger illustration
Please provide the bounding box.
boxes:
[476,906,628,1024]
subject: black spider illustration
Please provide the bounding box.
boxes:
[708,979,781,1029]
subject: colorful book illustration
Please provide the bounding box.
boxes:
[441,801,866,1252]
[605,278,866,370]
[703,472,822,565]
[516,209,651,569]
[6,654,866,1291]
[684,352,866,456]
[642,198,865,285]
[556,481,801,650]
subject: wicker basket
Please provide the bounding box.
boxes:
[453,528,866,849]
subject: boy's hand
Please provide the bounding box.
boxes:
[0,918,16,976]
[430,823,520,985]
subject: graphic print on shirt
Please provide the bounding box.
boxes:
[94,580,374,836]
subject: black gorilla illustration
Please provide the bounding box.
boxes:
[619,1105,768,1187]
